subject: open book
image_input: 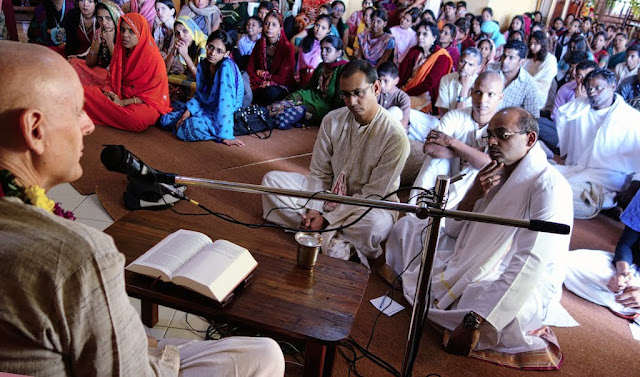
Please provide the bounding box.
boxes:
[126,229,258,303]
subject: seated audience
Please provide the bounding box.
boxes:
[498,39,540,118]
[565,190,640,319]
[390,9,418,64]
[346,0,373,36]
[330,0,349,49]
[357,9,395,68]
[235,15,262,71]
[469,16,482,41]
[557,34,593,75]
[269,35,347,128]
[455,18,474,53]
[178,0,221,35]
[317,3,340,37]
[83,13,171,132]
[294,14,331,87]
[592,30,610,68]
[480,20,505,56]
[538,59,596,154]
[123,0,155,29]
[261,60,409,267]
[421,9,436,24]
[581,16,594,44]
[476,37,496,73]
[398,21,453,115]
[247,10,296,106]
[616,67,640,110]
[69,0,123,86]
[437,1,456,30]
[435,46,482,116]
[377,61,411,129]
[0,40,285,377]
[28,0,75,53]
[407,71,503,205]
[607,32,628,69]
[614,44,640,86]
[524,30,558,108]
[256,1,275,20]
[507,29,524,42]
[153,0,176,57]
[502,15,524,42]
[165,16,206,78]
[440,23,459,70]
[387,107,574,369]
[160,30,243,144]
[64,0,96,57]
[554,68,640,218]
[347,6,373,58]
[554,18,580,62]
[456,1,466,19]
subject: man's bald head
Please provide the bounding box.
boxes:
[487,107,537,167]
[474,70,505,91]
[471,70,505,122]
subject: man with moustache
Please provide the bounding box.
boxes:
[262,60,409,267]
[386,107,575,368]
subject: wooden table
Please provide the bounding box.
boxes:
[105,211,369,377]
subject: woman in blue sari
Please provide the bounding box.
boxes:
[160,30,244,145]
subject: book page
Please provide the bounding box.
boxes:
[127,229,212,280]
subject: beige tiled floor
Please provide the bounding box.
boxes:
[48,183,207,341]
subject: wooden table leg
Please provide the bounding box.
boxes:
[141,300,158,328]
[304,341,336,377]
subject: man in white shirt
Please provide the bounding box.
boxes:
[614,44,640,86]
[435,46,482,116]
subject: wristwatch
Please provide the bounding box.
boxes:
[463,311,484,330]
[456,95,467,103]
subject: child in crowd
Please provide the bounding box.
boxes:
[296,14,332,87]
[160,30,244,145]
[377,61,410,130]
[268,35,347,128]
[357,8,395,68]
[235,15,261,70]
[390,8,417,64]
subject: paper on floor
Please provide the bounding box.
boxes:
[370,295,404,317]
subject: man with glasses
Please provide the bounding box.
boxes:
[386,107,575,367]
[261,60,409,266]
[554,68,640,219]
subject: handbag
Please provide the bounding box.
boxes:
[233,105,276,139]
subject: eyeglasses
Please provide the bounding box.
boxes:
[339,83,373,100]
[586,85,607,94]
[206,44,226,54]
[481,130,528,141]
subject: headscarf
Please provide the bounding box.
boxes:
[130,0,156,29]
[481,20,505,48]
[95,0,124,42]
[110,13,171,114]
[358,31,394,66]
[248,26,296,90]
[175,15,207,66]
[181,0,221,35]
[476,37,496,73]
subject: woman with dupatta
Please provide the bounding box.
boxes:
[122,0,155,29]
[69,0,123,86]
[398,20,452,115]
[476,37,496,73]
[247,10,295,106]
[268,35,347,128]
[357,8,394,68]
[83,13,171,132]
[160,30,244,144]
[64,0,96,57]
[178,0,221,35]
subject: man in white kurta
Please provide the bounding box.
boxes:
[554,68,640,219]
[434,47,482,116]
[262,60,410,266]
[386,108,575,365]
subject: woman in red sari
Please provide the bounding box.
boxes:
[247,10,296,106]
[83,13,171,132]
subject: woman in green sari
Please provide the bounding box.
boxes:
[269,35,347,128]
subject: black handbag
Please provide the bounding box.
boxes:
[233,105,276,139]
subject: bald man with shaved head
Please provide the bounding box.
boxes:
[386,107,575,368]
[0,41,285,377]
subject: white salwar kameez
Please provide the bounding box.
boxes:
[523,53,558,108]
[554,94,640,217]
[262,106,410,266]
[386,144,577,355]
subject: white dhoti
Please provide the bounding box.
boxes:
[564,248,640,317]
[262,171,394,266]
[407,109,440,142]
[157,336,285,377]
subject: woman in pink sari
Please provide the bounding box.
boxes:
[123,0,155,29]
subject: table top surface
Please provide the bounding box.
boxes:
[105,211,370,343]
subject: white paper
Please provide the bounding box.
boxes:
[370,295,405,317]
[629,321,640,340]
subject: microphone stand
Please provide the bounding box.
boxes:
[160,173,569,377]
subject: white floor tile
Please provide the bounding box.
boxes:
[128,297,176,328]
[170,311,210,332]
[47,183,87,212]
[73,194,113,222]
[164,327,206,341]
[76,218,113,231]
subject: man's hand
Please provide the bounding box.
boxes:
[608,273,631,293]
[444,322,480,356]
[147,335,159,348]
[458,73,474,93]
[616,286,640,309]
[426,129,454,148]
[300,209,327,231]
[575,83,587,98]
[457,161,504,212]
[423,142,456,159]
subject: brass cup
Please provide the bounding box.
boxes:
[295,232,323,270]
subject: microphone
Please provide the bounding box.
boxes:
[100,145,176,184]
[528,219,571,235]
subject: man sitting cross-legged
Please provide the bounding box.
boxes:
[386,107,576,369]
[554,68,640,219]
[0,40,285,377]
[261,59,410,267]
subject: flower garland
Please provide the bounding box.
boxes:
[0,170,75,220]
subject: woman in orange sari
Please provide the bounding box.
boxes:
[83,13,171,132]
[398,20,452,115]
